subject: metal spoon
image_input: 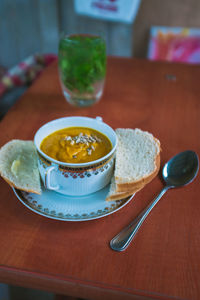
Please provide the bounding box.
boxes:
[110,150,199,252]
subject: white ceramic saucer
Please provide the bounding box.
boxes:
[13,185,135,222]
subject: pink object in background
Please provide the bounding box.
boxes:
[148,27,200,64]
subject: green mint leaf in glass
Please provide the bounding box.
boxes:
[58,34,106,95]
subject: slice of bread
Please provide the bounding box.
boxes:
[115,128,160,192]
[106,176,145,201]
[0,140,41,194]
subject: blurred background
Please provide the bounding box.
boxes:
[1,0,200,113]
[1,0,200,67]
[0,0,200,299]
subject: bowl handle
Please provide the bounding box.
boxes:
[44,165,59,191]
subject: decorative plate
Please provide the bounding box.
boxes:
[13,185,134,222]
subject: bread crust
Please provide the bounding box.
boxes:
[106,184,145,201]
[106,191,134,201]
[116,145,160,192]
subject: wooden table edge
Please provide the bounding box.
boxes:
[0,266,184,300]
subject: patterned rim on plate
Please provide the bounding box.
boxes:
[13,188,134,222]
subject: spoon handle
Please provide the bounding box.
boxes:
[110,186,170,252]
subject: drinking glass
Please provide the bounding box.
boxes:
[58,34,106,107]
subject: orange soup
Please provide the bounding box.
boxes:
[40,127,112,163]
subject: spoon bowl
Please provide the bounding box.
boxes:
[163,150,199,187]
[110,150,199,251]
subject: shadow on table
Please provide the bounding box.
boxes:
[0,284,88,300]
[0,86,27,120]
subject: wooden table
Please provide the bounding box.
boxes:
[0,57,200,300]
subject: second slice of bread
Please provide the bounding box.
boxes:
[115,128,160,192]
[106,176,145,201]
